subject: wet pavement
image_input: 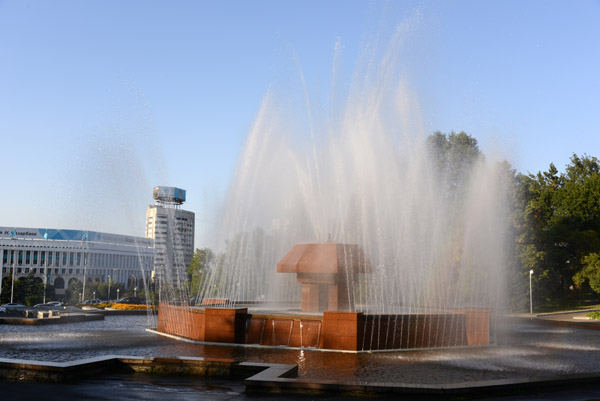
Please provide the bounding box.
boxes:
[1,312,600,399]
[4,373,600,401]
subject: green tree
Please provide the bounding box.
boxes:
[1,272,56,305]
[516,154,600,308]
[574,253,600,293]
[187,248,215,296]
[427,131,483,201]
[13,272,45,305]
[1,274,12,304]
[66,279,83,304]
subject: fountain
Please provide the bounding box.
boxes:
[156,17,508,351]
[158,240,492,351]
[277,243,371,313]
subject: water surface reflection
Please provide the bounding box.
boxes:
[1,317,599,384]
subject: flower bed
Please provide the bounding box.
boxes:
[93,302,156,311]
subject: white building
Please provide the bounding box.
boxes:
[0,227,154,295]
[145,186,195,284]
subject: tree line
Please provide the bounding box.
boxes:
[1,273,143,306]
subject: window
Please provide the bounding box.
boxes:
[69,252,74,266]
[2,250,7,265]
[34,251,38,265]
[26,251,31,265]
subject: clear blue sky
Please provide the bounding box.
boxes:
[1,0,599,248]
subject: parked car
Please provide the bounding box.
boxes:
[115,296,145,305]
[1,303,26,312]
[80,299,102,305]
[33,303,61,309]
[46,301,63,307]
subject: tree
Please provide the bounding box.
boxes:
[11,272,45,305]
[427,131,483,201]
[515,154,600,307]
[66,279,83,305]
[574,253,600,293]
[187,248,215,296]
[1,274,12,304]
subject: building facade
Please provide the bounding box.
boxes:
[145,186,195,284]
[0,227,154,295]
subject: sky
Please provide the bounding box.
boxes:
[1,0,599,248]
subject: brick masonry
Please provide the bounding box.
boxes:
[157,304,490,351]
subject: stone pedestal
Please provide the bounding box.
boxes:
[277,243,371,313]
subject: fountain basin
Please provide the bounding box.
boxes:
[156,303,490,351]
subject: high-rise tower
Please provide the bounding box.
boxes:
[145,186,195,285]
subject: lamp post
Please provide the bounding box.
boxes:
[43,231,48,304]
[529,269,534,314]
[81,232,88,302]
[117,288,120,300]
[107,274,111,302]
[10,228,17,303]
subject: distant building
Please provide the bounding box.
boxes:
[145,186,195,284]
[0,227,154,295]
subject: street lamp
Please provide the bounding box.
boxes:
[529,269,534,314]
[10,229,17,303]
[117,288,120,300]
[107,274,111,302]
[43,231,48,304]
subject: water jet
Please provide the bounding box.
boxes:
[156,18,504,353]
[157,243,491,351]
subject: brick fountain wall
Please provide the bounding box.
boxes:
[157,303,491,351]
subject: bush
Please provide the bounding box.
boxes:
[89,302,156,311]
[109,303,155,311]
[586,311,600,320]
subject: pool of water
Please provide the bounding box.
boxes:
[1,316,598,384]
